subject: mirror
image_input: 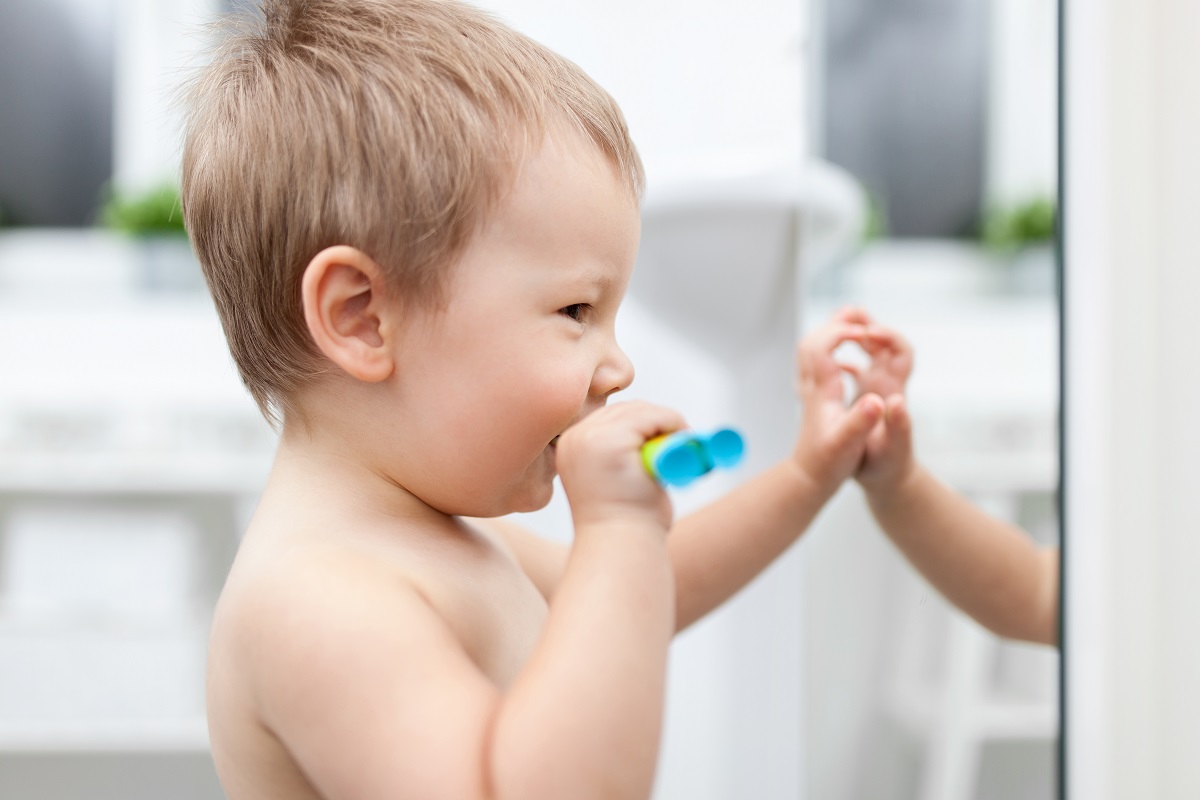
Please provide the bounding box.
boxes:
[800,1,1061,799]
[0,0,1059,798]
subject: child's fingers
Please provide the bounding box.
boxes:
[605,400,689,442]
[833,392,884,450]
[797,328,864,398]
[799,322,866,358]
[834,306,876,326]
[860,325,913,359]
[883,394,912,447]
[865,413,889,455]
[878,393,912,455]
[574,400,688,449]
[862,394,912,461]
[797,323,867,382]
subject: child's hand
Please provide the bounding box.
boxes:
[834,309,917,496]
[792,312,886,490]
[857,391,916,496]
[556,401,687,533]
[835,307,914,402]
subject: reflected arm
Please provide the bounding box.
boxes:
[865,465,1059,645]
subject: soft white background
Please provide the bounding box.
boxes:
[1064,0,1200,796]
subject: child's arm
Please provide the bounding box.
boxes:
[864,461,1059,645]
[851,313,1059,646]
[665,313,886,628]
[493,400,682,798]
[252,402,685,800]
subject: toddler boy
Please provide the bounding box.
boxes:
[182,2,887,797]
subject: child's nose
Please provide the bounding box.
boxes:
[593,341,635,397]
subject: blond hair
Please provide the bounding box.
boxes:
[181,0,643,425]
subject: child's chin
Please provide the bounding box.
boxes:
[507,475,556,514]
[510,488,554,514]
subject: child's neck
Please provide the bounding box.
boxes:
[266,432,457,532]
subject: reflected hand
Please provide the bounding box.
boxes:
[831,308,917,494]
[833,307,914,402]
[792,312,884,490]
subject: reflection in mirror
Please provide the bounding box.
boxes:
[802,1,1060,799]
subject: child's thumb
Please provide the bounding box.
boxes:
[836,393,885,450]
[882,394,912,447]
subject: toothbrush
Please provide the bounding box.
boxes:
[641,427,745,488]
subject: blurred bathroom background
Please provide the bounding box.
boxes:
[0,1,1058,798]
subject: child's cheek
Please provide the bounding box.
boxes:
[525,365,594,429]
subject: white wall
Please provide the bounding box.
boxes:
[113,0,216,190]
[986,0,1058,205]
[113,0,810,191]
[1065,0,1200,796]
[476,0,809,183]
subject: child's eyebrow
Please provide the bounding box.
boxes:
[560,268,616,292]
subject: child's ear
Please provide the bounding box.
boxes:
[301,246,396,383]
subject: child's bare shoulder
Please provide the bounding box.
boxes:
[205,514,549,797]
[205,531,435,734]
[210,515,516,700]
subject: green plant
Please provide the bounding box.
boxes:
[100,182,187,236]
[981,195,1056,251]
[862,188,888,242]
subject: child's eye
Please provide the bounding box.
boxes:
[559,303,590,322]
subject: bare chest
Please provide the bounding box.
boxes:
[418,543,549,690]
